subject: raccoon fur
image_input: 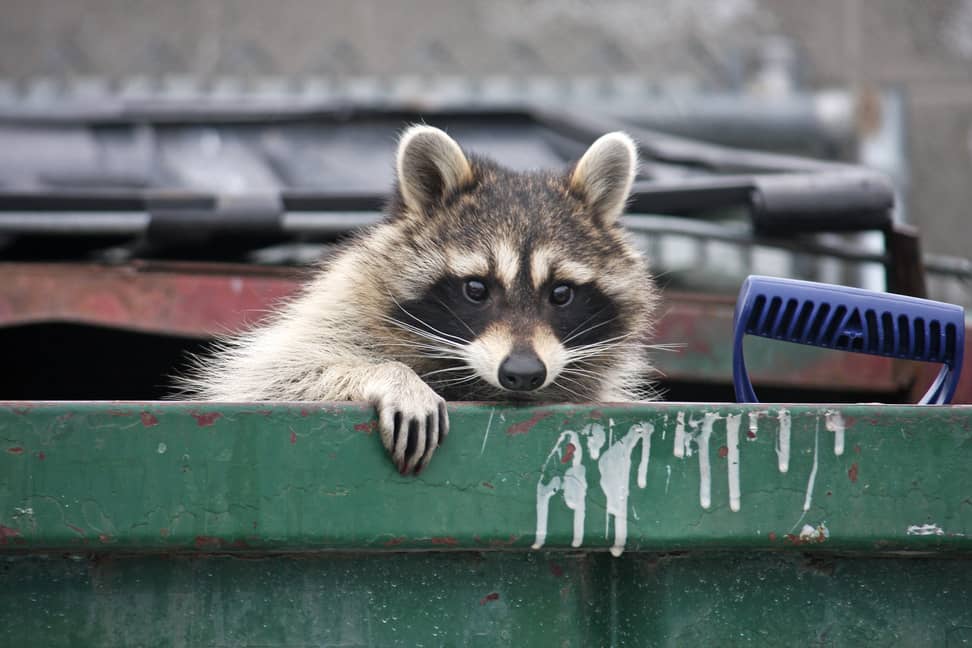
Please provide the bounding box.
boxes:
[179,125,659,474]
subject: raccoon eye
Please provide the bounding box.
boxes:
[463,278,489,303]
[550,283,574,306]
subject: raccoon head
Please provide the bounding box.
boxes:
[378,125,657,402]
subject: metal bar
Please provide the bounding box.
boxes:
[3,211,969,282]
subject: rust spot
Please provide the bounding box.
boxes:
[36,451,45,461]
[354,421,378,434]
[431,536,459,546]
[506,411,553,435]
[290,430,297,445]
[854,444,862,454]
[258,409,273,417]
[190,411,222,427]
[487,535,518,547]
[160,528,170,537]
[481,481,494,489]
[718,445,728,459]
[768,532,777,542]
[300,408,311,417]
[0,525,22,544]
[140,412,159,427]
[66,523,85,536]
[746,430,757,440]
[384,536,405,547]
[12,407,31,415]
[549,562,565,578]
[590,410,603,420]
[6,447,24,455]
[479,592,500,605]
[848,462,859,483]
[561,442,576,464]
[98,534,112,544]
[193,535,223,549]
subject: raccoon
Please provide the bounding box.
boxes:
[180,125,659,474]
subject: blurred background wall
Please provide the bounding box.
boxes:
[1,0,970,259]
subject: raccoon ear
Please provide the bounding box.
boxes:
[569,132,638,224]
[396,125,473,214]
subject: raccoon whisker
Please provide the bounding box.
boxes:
[562,306,611,342]
[379,315,467,350]
[642,342,684,352]
[429,373,481,388]
[554,373,595,393]
[558,366,604,380]
[562,315,619,345]
[376,341,467,358]
[420,366,476,379]
[559,367,636,396]
[566,332,635,350]
[563,333,643,360]
[386,293,471,345]
[564,346,628,362]
[432,296,477,339]
[549,379,589,402]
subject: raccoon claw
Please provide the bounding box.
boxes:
[376,390,448,476]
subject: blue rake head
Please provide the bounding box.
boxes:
[733,276,965,404]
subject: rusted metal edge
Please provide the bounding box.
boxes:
[0,262,938,395]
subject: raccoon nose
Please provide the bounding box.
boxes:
[499,351,547,391]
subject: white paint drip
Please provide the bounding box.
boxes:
[799,522,830,541]
[586,423,605,460]
[637,423,652,489]
[907,524,945,536]
[531,477,561,550]
[698,413,719,510]
[480,407,495,457]
[825,410,845,456]
[726,413,742,512]
[598,422,654,557]
[776,409,791,473]
[673,411,687,458]
[562,453,587,547]
[747,411,760,441]
[532,430,589,549]
[803,420,819,512]
[665,464,672,494]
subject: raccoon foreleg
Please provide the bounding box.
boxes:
[324,361,449,475]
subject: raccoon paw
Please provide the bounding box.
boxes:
[375,384,449,476]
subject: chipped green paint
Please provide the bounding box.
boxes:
[1,402,970,553]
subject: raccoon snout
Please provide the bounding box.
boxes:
[498,351,547,392]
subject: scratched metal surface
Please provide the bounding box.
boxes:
[1,402,972,645]
[1,402,970,553]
